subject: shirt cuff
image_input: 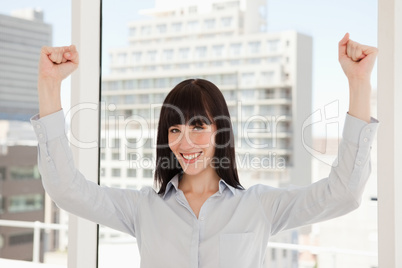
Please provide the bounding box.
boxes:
[30,110,66,143]
[342,113,379,146]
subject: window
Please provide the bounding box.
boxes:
[195,46,207,58]
[147,50,157,62]
[171,22,182,32]
[9,166,40,180]
[141,25,151,35]
[178,47,190,59]
[230,43,242,56]
[221,17,232,27]
[267,39,280,51]
[131,52,142,62]
[127,169,136,178]
[129,27,136,36]
[212,45,224,57]
[143,169,153,178]
[248,41,261,54]
[204,19,216,29]
[187,20,199,30]
[156,24,166,33]
[8,194,43,213]
[162,49,174,60]
[111,168,121,177]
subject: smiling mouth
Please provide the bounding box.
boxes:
[180,152,202,161]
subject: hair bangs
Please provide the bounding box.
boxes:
[163,81,213,129]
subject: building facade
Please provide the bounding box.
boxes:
[0,9,52,121]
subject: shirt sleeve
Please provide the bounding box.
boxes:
[256,113,379,235]
[30,110,147,237]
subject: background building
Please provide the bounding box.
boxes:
[0,9,52,121]
[100,0,312,266]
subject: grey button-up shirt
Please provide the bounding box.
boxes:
[31,110,379,268]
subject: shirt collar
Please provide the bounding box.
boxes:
[162,173,236,199]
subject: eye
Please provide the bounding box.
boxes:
[193,125,205,131]
[169,127,180,133]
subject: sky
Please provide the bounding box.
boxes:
[1,0,378,137]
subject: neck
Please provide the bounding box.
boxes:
[179,168,221,195]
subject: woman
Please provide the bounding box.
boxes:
[31,33,378,267]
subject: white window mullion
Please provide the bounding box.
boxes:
[378,0,402,267]
[69,0,101,267]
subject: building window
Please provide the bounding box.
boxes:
[241,72,255,86]
[112,138,120,148]
[156,24,167,33]
[222,74,237,85]
[187,20,199,30]
[178,47,190,59]
[111,168,121,177]
[163,49,174,60]
[248,41,261,54]
[129,27,136,36]
[230,43,242,56]
[171,22,182,32]
[141,25,151,35]
[131,52,142,63]
[8,194,43,213]
[139,79,152,89]
[112,152,120,160]
[221,17,232,27]
[260,71,275,84]
[195,46,207,58]
[147,50,157,62]
[204,19,216,29]
[267,39,280,51]
[9,233,34,246]
[212,45,224,57]
[156,78,168,88]
[222,90,237,101]
[127,169,136,178]
[143,169,153,178]
[9,166,40,180]
[117,53,126,64]
[0,195,5,214]
[240,89,256,100]
[100,168,105,177]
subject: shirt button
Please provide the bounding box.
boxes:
[366,128,371,133]
[36,125,41,129]
[199,217,205,221]
[39,134,43,139]
[46,156,51,162]
[363,138,369,142]
[357,160,362,166]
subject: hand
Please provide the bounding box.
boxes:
[338,33,378,81]
[38,45,79,84]
[37,45,79,118]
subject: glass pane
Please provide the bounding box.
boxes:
[100,0,378,267]
[0,1,71,266]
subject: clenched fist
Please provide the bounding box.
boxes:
[338,33,378,123]
[39,45,79,83]
[37,45,79,118]
[338,33,378,81]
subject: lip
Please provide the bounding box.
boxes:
[180,151,203,164]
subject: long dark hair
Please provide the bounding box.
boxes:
[154,78,244,195]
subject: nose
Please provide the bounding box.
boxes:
[178,129,195,150]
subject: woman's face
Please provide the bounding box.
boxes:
[168,122,217,176]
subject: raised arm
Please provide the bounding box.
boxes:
[32,46,143,236]
[257,34,379,235]
[338,33,378,123]
[38,45,79,117]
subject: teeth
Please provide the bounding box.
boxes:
[182,152,201,160]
